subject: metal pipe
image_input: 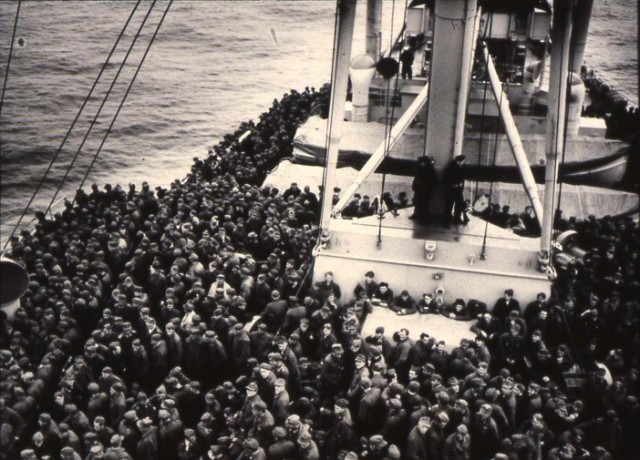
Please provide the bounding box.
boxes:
[482,43,544,227]
[540,0,574,264]
[366,0,383,60]
[453,1,479,156]
[570,0,594,74]
[320,0,357,231]
[332,82,430,215]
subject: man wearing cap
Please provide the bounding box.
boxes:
[442,423,470,460]
[249,400,275,446]
[356,378,384,436]
[326,398,356,457]
[60,446,82,460]
[406,416,431,460]
[391,290,418,315]
[105,434,132,460]
[256,362,277,406]
[319,343,346,399]
[492,289,521,322]
[272,378,290,425]
[524,292,548,323]
[314,271,342,304]
[136,417,159,460]
[316,322,338,361]
[426,411,449,459]
[268,426,297,460]
[367,434,389,459]
[279,295,308,336]
[158,408,184,460]
[261,290,288,334]
[354,271,378,300]
[470,403,500,460]
[297,431,319,460]
[177,428,202,460]
[93,415,116,447]
[275,336,301,395]
[240,437,267,460]
[242,382,264,430]
[443,155,469,226]
[381,397,408,448]
[117,411,139,455]
[230,323,252,374]
[347,353,371,398]
[390,328,412,383]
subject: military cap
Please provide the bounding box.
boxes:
[246,382,258,391]
[369,435,386,447]
[161,399,176,408]
[252,400,267,411]
[110,434,123,444]
[243,437,259,450]
[388,398,402,410]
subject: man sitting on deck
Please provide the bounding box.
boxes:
[391,290,418,316]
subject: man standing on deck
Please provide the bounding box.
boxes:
[400,44,415,80]
[444,155,469,226]
[410,156,437,224]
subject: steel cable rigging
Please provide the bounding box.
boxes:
[0,0,21,152]
[1,0,143,251]
[74,0,174,201]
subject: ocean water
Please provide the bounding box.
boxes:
[0,0,636,244]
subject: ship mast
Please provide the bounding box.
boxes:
[320,0,357,231]
[424,0,477,216]
[540,0,574,269]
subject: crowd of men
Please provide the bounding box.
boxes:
[1,86,639,460]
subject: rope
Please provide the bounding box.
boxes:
[66,0,159,206]
[43,0,143,218]
[75,0,174,200]
[549,3,570,249]
[473,15,492,199]
[0,0,21,149]
[1,1,142,251]
[376,0,401,247]
[474,78,489,200]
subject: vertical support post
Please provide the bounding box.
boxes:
[570,0,593,74]
[424,0,478,217]
[453,2,479,157]
[320,0,357,231]
[366,0,383,60]
[540,0,573,267]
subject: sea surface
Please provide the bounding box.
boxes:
[0,0,637,244]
